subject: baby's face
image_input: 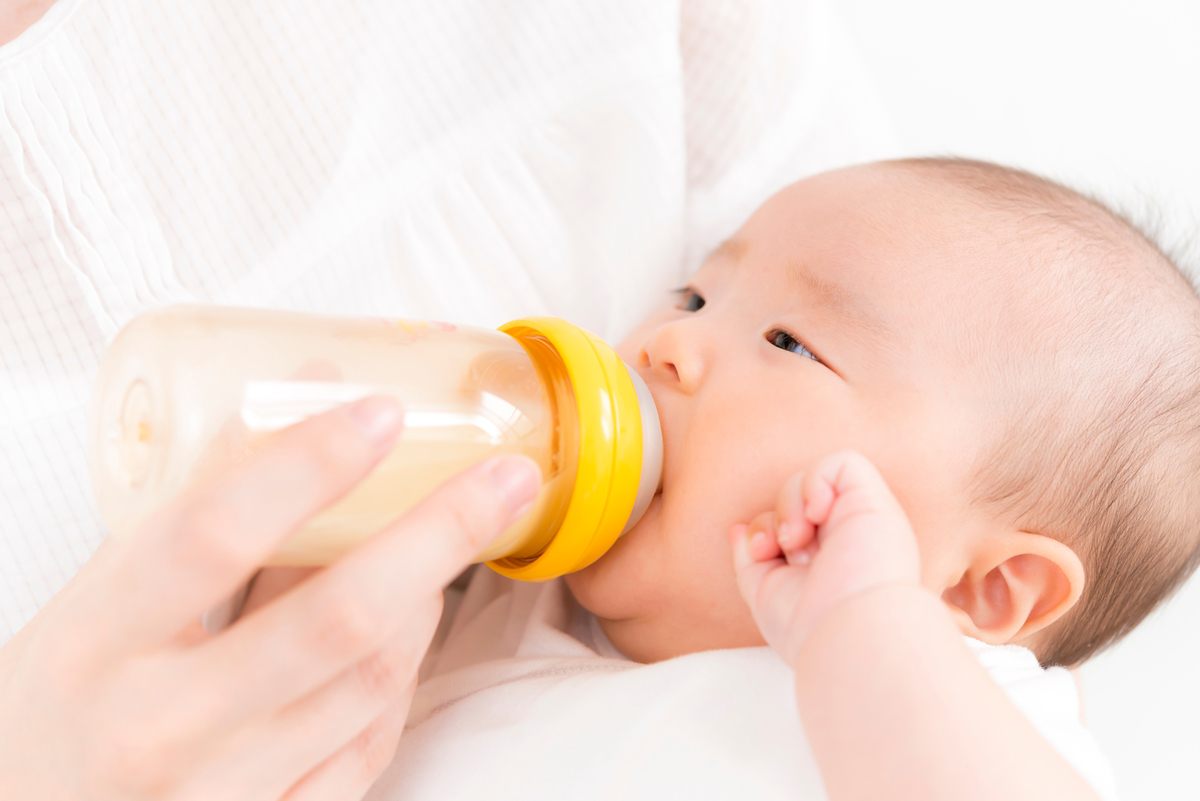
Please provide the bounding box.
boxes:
[566,164,1015,662]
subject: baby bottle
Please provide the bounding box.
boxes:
[88,306,662,581]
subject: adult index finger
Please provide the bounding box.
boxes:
[78,397,403,656]
[195,455,539,721]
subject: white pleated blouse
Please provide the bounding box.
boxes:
[0,0,895,640]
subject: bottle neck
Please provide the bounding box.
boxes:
[500,333,579,561]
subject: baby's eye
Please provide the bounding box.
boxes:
[768,328,820,363]
[674,287,706,312]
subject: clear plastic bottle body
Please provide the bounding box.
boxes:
[89,306,578,565]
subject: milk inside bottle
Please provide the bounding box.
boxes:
[88,306,662,581]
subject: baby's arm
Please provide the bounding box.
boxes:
[731,451,1101,801]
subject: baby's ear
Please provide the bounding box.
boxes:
[940,533,1084,645]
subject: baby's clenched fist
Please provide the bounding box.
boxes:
[730,450,921,666]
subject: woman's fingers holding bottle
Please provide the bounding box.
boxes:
[77,396,403,658]
[280,695,412,801]
[2,415,529,801]
[268,623,432,792]
[207,603,439,801]
[103,592,441,801]
[349,453,542,601]
[159,455,535,794]
[240,567,321,619]
[195,454,539,726]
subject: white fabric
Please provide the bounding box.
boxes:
[0,0,896,641]
[368,569,1119,801]
[965,639,1119,801]
[0,4,1121,796]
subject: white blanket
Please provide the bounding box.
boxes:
[367,568,1118,801]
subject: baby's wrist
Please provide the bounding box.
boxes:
[789,581,946,670]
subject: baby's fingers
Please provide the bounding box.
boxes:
[801,463,838,527]
[730,523,782,606]
[802,450,898,527]
[747,511,783,561]
[775,471,816,552]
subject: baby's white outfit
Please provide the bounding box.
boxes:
[367,568,1119,801]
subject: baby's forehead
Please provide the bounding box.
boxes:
[725,173,1023,336]
[726,163,1165,371]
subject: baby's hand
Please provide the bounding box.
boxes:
[731,450,921,666]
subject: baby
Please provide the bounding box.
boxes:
[569,157,1200,671]
[377,158,1200,800]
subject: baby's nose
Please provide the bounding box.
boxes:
[643,324,704,394]
[643,351,679,383]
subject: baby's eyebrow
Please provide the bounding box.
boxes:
[784,259,892,339]
[713,238,749,262]
[709,237,891,339]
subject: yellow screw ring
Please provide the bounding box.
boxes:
[574,329,643,569]
[489,318,644,581]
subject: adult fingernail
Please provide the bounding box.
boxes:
[346,397,403,444]
[487,456,541,514]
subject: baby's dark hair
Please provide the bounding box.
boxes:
[891,157,1200,667]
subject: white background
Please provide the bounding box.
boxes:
[835,2,1200,799]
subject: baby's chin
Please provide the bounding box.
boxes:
[565,491,770,661]
[564,491,664,621]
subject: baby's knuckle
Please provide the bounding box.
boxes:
[830,448,863,465]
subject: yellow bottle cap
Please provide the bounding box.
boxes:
[488,317,661,581]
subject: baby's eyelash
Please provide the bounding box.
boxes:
[767,328,822,364]
[673,286,706,312]
[670,290,824,367]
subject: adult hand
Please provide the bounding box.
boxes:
[0,397,540,801]
[0,0,57,47]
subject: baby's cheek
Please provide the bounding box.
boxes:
[675,524,769,644]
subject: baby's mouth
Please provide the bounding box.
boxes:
[650,478,664,509]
